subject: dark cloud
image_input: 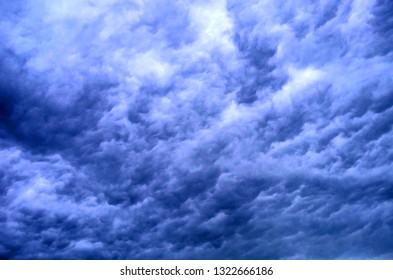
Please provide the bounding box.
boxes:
[0,0,393,260]
[372,0,393,54]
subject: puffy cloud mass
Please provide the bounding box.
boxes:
[1,0,393,259]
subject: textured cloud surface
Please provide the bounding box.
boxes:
[1,0,393,259]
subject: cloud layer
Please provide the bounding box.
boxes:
[1,0,393,259]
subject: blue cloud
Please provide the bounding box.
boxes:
[0,0,393,259]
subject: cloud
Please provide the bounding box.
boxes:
[0,0,393,259]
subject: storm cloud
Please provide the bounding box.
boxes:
[1,0,393,259]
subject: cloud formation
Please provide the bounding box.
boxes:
[1,0,393,259]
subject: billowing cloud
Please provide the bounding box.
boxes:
[1,0,393,259]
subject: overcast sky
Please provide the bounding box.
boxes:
[1,0,393,259]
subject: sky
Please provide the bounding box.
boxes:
[0,0,393,259]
